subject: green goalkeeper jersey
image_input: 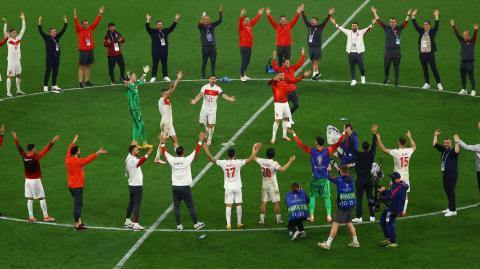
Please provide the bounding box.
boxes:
[126,80,145,110]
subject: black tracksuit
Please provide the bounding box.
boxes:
[104,30,126,82]
[126,186,143,223]
[38,23,67,87]
[301,12,330,60]
[434,144,460,211]
[413,19,441,84]
[198,12,222,78]
[354,134,377,219]
[453,26,477,90]
[377,19,408,85]
[146,21,178,78]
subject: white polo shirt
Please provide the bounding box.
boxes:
[125,153,149,186]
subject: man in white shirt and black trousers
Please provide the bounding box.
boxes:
[124,144,152,231]
[331,17,374,86]
[159,132,206,231]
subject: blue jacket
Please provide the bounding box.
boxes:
[286,190,309,220]
[384,181,409,214]
[329,175,356,209]
[339,132,358,165]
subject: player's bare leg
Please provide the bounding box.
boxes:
[78,66,85,86]
[207,124,215,145]
[312,60,320,80]
[85,65,91,85]
[402,193,409,216]
[259,201,267,224]
[282,117,291,141]
[271,119,281,144]
[274,202,282,224]
[27,197,35,222]
[39,197,54,222]
[225,204,233,230]
[236,203,244,229]
[15,74,24,94]
[6,75,14,96]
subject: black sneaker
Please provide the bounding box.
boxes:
[383,78,389,85]
[111,80,116,85]
[0,212,4,217]
[394,81,399,86]
[79,82,85,88]
[85,81,93,87]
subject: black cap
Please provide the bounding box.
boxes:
[390,172,401,180]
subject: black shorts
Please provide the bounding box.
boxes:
[335,207,353,224]
[79,50,95,65]
[309,46,322,61]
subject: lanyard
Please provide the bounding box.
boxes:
[442,149,451,162]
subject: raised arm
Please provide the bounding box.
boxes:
[400,9,412,30]
[320,8,335,28]
[271,50,281,71]
[0,37,7,46]
[250,10,262,28]
[266,8,278,28]
[2,18,7,38]
[473,25,478,44]
[291,48,305,70]
[455,135,480,152]
[164,70,183,99]
[212,7,223,27]
[165,15,179,34]
[278,156,296,172]
[406,130,416,152]
[12,131,25,156]
[57,15,68,39]
[18,12,26,39]
[290,130,311,154]
[328,134,344,155]
[369,124,378,155]
[145,14,154,35]
[73,10,81,33]
[37,16,48,39]
[245,143,261,164]
[433,129,440,147]
[0,125,4,147]
[432,9,440,34]
[375,133,390,154]
[451,20,462,42]
[202,144,217,164]
[411,9,422,33]
[36,135,59,159]
[288,8,301,28]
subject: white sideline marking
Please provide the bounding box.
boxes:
[1,203,478,232]
[114,2,372,267]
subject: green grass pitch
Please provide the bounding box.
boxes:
[0,0,479,268]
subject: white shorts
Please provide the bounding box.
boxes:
[160,119,176,137]
[25,179,45,199]
[261,185,281,203]
[7,61,22,76]
[199,109,217,125]
[274,102,291,120]
[224,188,242,204]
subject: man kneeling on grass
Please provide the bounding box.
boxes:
[318,166,359,249]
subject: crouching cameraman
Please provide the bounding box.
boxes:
[378,172,409,248]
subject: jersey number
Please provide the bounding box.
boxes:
[226,168,236,178]
[262,168,272,177]
[400,157,409,168]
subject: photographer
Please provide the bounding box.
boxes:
[378,172,409,248]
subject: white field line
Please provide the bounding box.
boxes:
[1,202,478,233]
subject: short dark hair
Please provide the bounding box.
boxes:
[345,123,353,130]
[399,137,407,146]
[279,15,287,19]
[108,22,115,27]
[266,148,275,159]
[70,145,79,155]
[277,70,285,74]
[27,144,35,151]
[209,74,216,78]
[339,165,349,174]
[362,141,370,151]
[82,19,88,24]
[128,145,137,153]
[227,148,236,158]
[48,27,55,32]
[352,21,359,25]
[291,182,300,190]
[316,136,325,146]
[312,17,319,21]
[155,20,163,24]
[424,20,431,25]
[9,28,15,32]
[390,17,397,21]
[176,146,184,156]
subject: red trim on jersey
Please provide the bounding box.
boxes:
[164,98,171,105]
[136,156,147,168]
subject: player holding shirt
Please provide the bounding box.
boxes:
[204,143,260,230]
[2,12,26,97]
[191,74,236,145]
[255,148,295,225]
[12,131,59,222]
[266,5,301,66]
[125,67,152,149]
[272,48,305,115]
[238,8,263,82]
[376,129,416,215]
[268,70,310,144]
[289,128,345,223]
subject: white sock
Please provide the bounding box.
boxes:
[352,235,358,243]
[403,200,409,212]
[226,207,231,226]
[260,213,265,222]
[272,121,279,141]
[276,214,282,223]
[282,121,288,137]
[236,205,242,225]
[326,237,334,246]
[207,127,214,145]
[27,200,34,218]
[6,78,11,94]
[39,199,48,217]
[16,77,21,92]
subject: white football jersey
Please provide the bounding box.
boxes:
[165,151,196,186]
[200,83,223,111]
[159,97,173,121]
[216,159,245,189]
[389,148,414,181]
[125,154,144,186]
[4,21,25,62]
[256,158,281,189]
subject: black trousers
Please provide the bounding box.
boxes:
[442,173,458,211]
[288,91,300,114]
[419,52,441,84]
[384,51,401,84]
[107,55,126,82]
[460,61,476,90]
[126,186,143,223]
[69,187,84,222]
[240,47,252,76]
[348,52,365,80]
[44,56,60,86]
[277,46,291,67]
[152,47,169,78]
[477,171,480,192]
[287,218,306,233]
[201,46,217,78]
[172,186,198,225]
[355,176,375,218]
